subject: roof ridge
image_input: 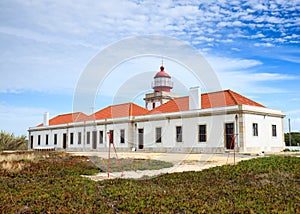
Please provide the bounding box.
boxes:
[201,89,226,95]
[227,89,239,105]
[54,111,84,117]
[148,98,175,113]
[227,90,265,107]
[129,102,133,116]
[148,96,189,114]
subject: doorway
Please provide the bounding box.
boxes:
[138,128,144,149]
[30,135,33,149]
[63,133,67,149]
[225,123,234,150]
[109,130,114,144]
[92,131,97,149]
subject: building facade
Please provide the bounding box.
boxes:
[28,66,285,153]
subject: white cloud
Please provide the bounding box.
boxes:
[254,42,275,47]
[272,53,300,64]
[0,56,80,95]
[1,0,298,48]
[0,0,299,136]
[251,33,265,39]
[0,26,98,49]
[0,103,48,136]
[203,53,298,95]
[216,71,293,94]
[205,55,262,71]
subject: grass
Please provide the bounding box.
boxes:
[0,152,299,213]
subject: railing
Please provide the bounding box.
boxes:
[152,77,173,88]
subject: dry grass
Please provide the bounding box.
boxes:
[1,161,26,172]
[0,152,38,172]
[0,152,36,162]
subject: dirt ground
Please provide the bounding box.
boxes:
[70,151,259,181]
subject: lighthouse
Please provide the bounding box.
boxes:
[144,65,177,110]
[152,65,173,92]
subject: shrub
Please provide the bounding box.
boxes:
[0,131,27,151]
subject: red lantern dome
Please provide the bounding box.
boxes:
[152,65,173,92]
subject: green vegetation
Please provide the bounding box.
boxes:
[0,152,299,213]
[285,132,300,146]
[0,131,27,151]
[0,152,100,213]
[89,156,173,172]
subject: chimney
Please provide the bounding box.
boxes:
[44,112,49,126]
[189,86,201,110]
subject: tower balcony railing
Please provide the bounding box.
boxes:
[152,78,173,88]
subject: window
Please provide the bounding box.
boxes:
[87,131,90,144]
[63,134,67,149]
[99,131,103,144]
[138,129,143,149]
[38,135,41,145]
[225,123,234,150]
[272,125,277,137]
[253,123,258,136]
[120,129,125,143]
[198,125,207,142]
[70,133,74,145]
[78,132,82,144]
[156,127,162,143]
[54,134,57,145]
[45,134,49,145]
[176,126,182,142]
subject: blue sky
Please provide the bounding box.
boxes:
[0,0,299,136]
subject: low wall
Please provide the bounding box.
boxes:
[285,146,300,151]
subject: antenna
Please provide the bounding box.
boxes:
[107,130,124,178]
[289,118,291,146]
[161,57,164,66]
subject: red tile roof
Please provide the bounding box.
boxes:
[149,97,189,114]
[38,112,89,126]
[90,103,149,120]
[38,90,265,126]
[149,90,265,114]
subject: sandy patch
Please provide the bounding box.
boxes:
[76,152,256,181]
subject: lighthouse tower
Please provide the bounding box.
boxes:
[144,65,177,110]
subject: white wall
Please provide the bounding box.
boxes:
[133,113,238,152]
[243,114,284,153]
[28,105,285,153]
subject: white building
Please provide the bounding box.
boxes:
[28,66,285,153]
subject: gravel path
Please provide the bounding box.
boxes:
[73,152,257,181]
